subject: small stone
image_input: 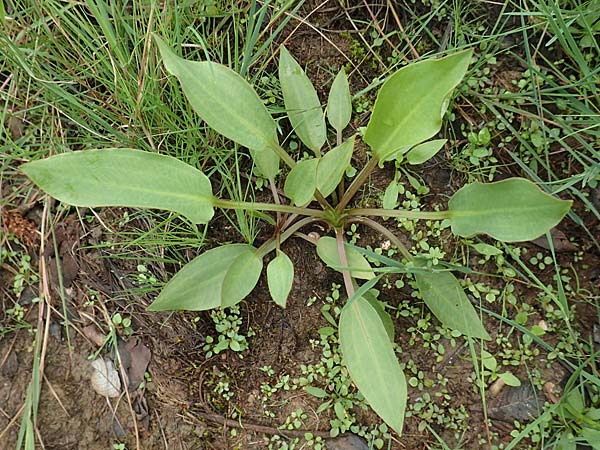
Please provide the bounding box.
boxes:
[326,434,369,450]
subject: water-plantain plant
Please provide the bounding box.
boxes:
[22,37,571,434]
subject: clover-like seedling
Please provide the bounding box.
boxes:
[22,36,571,434]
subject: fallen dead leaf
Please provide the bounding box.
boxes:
[544,381,560,403]
[531,228,577,252]
[90,357,121,398]
[488,384,543,423]
[82,324,106,347]
[6,114,24,140]
[117,338,151,390]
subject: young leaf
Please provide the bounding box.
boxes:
[250,147,279,179]
[406,139,447,165]
[472,243,502,256]
[316,236,375,280]
[315,136,354,197]
[284,158,318,205]
[155,36,279,156]
[221,250,264,307]
[304,386,328,398]
[340,297,407,434]
[498,372,521,387]
[327,68,352,133]
[267,252,294,308]
[148,245,260,311]
[21,149,214,224]
[414,270,490,340]
[481,350,497,371]
[448,178,572,242]
[279,46,326,153]
[364,50,472,161]
[382,181,399,209]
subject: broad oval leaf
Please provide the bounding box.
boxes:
[382,181,399,209]
[148,244,259,311]
[327,68,352,133]
[414,270,490,340]
[221,250,263,307]
[155,36,279,155]
[364,50,472,161]
[340,297,407,434]
[316,236,375,280]
[316,136,354,197]
[448,178,572,242]
[284,158,318,205]
[406,139,447,165]
[498,372,521,387]
[279,46,326,153]
[481,350,497,371]
[21,149,214,224]
[267,252,294,308]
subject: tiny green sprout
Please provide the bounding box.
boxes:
[203,306,254,358]
[112,313,133,336]
[529,251,553,270]
[20,41,573,436]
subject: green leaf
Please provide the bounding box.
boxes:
[221,250,263,307]
[316,136,354,197]
[564,388,585,413]
[267,252,294,308]
[21,149,214,224]
[364,50,472,161]
[582,428,600,450]
[586,408,600,421]
[304,386,328,398]
[340,297,407,434]
[148,245,260,311]
[279,46,326,153]
[406,139,447,165]
[498,372,521,387]
[284,158,318,205]
[363,290,395,342]
[327,68,352,133]
[414,270,490,340]
[334,401,346,421]
[318,326,336,336]
[155,36,279,155]
[316,236,375,280]
[555,432,577,450]
[250,147,279,179]
[448,178,572,242]
[316,400,332,414]
[472,243,502,256]
[481,350,497,371]
[382,181,399,209]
